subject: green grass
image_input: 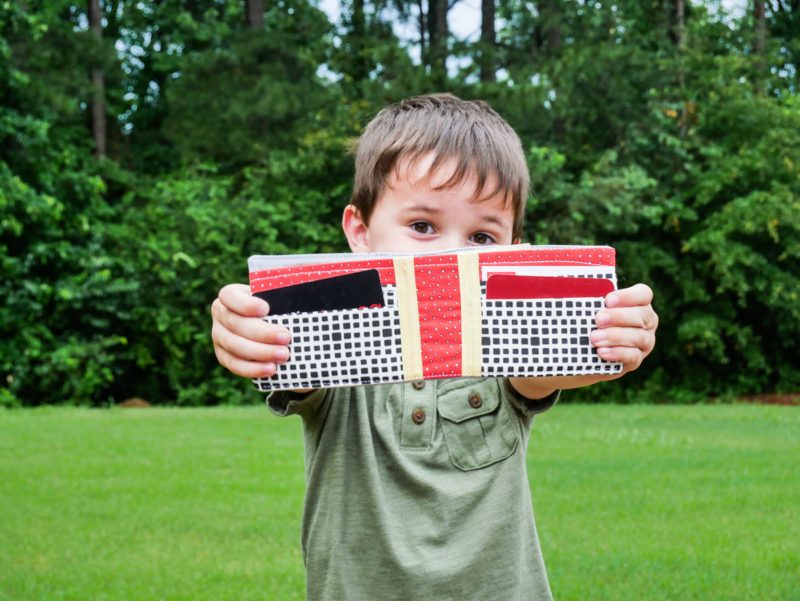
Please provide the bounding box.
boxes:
[531,405,800,601]
[1,404,798,601]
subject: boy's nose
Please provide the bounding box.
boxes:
[436,233,467,251]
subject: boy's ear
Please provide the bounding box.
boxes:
[342,205,370,253]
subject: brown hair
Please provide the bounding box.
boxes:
[349,94,529,241]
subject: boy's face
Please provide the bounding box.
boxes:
[343,155,517,254]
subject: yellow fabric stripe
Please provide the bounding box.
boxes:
[393,256,424,381]
[458,251,482,377]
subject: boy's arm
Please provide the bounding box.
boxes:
[509,283,658,400]
[211,283,292,378]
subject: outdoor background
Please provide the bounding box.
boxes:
[2,4,799,601]
[2,0,799,407]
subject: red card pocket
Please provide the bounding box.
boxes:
[485,275,615,299]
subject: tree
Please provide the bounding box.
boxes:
[479,0,496,82]
[0,2,134,407]
[246,0,264,29]
[770,0,799,90]
[427,0,448,85]
[161,1,334,169]
[87,0,106,157]
[754,0,768,94]
[3,0,799,406]
[385,0,451,87]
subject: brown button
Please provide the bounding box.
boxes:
[412,409,426,424]
[412,380,425,390]
[468,394,483,409]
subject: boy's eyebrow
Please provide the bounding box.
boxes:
[480,214,506,227]
[404,203,440,213]
[404,204,508,227]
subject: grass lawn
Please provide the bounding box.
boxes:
[1,404,798,601]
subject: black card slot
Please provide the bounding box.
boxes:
[253,269,384,315]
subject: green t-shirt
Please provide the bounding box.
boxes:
[268,378,558,601]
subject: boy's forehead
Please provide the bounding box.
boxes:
[391,152,502,201]
[381,153,516,238]
[394,152,456,183]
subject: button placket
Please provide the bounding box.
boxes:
[399,380,435,450]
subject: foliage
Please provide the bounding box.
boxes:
[102,140,352,405]
[1,4,129,407]
[1,0,798,405]
[162,6,334,168]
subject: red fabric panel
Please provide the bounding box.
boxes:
[486,275,615,299]
[250,258,396,293]
[413,254,463,379]
[478,246,616,269]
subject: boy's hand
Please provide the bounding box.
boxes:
[211,284,292,378]
[589,283,658,369]
[509,283,658,399]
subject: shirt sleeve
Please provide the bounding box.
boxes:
[267,388,328,418]
[502,378,560,416]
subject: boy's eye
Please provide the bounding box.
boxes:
[471,232,496,245]
[411,222,434,234]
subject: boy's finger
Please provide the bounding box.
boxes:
[604,283,653,308]
[234,316,290,346]
[595,305,659,331]
[596,345,647,368]
[590,326,655,353]
[214,344,281,379]
[212,299,291,345]
[217,283,269,317]
[212,321,290,363]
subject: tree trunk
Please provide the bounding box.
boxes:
[418,0,426,52]
[754,0,767,56]
[88,0,106,158]
[352,0,366,37]
[479,0,496,82]
[544,0,561,51]
[540,1,563,139]
[754,0,767,94]
[673,0,685,47]
[428,0,448,86]
[672,0,689,137]
[346,0,371,82]
[246,0,264,30]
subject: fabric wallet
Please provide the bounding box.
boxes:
[248,245,622,391]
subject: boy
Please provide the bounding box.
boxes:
[211,94,657,600]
